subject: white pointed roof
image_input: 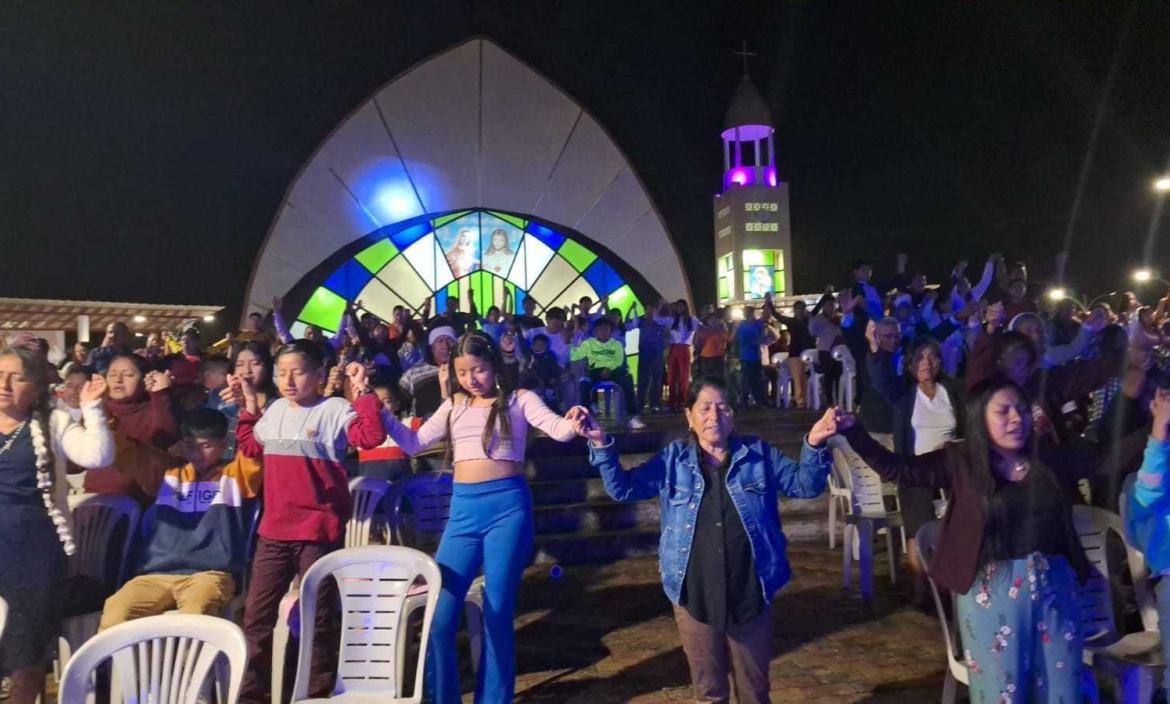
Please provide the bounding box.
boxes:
[243,37,690,319]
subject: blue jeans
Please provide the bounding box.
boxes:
[429,476,533,704]
[955,554,1084,703]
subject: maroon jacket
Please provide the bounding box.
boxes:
[842,426,1089,594]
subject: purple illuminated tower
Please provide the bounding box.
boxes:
[713,72,793,306]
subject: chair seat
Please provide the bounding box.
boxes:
[1090,630,1164,664]
[295,694,403,704]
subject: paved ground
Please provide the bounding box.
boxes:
[472,543,948,703]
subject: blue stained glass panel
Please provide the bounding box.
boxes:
[323,259,375,300]
[582,258,623,297]
[526,222,565,251]
[390,223,431,250]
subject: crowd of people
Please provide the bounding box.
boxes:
[6,247,1170,702]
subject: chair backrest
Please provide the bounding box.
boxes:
[0,595,7,639]
[292,545,442,702]
[348,476,393,548]
[59,614,247,704]
[388,473,453,553]
[1118,476,1160,631]
[799,349,819,368]
[830,441,887,516]
[1072,505,1123,643]
[69,493,141,591]
[914,521,963,669]
[831,344,855,372]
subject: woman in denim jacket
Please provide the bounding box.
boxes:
[578,376,844,703]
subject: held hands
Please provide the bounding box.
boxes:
[865,320,879,353]
[807,406,853,447]
[566,406,606,444]
[985,301,1006,332]
[1151,388,1170,442]
[79,375,108,404]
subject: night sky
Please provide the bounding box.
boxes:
[4,1,1170,331]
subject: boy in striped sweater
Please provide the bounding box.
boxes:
[99,408,261,629]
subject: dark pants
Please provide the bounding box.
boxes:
[581,367,640,417]
[817,351,842,404]
[637,349,665,409]
[241,537,342,703]
[673,604,772,704]
[698,356,725,380]
[739,359,766,406]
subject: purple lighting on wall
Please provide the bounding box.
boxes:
[765,167,778,187]
[725,167,753,189]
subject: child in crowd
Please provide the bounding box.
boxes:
[381,331,592,703]
[201,357,232,411]
[56,365,90,421]
[627,302,669,412]
[660,300,702,412]
[98,408,261,629]
[695,311,730,379]
[524,333,563,409]
[571,318,645,429]
[480,305,507,342]
[356,380,420,481]
[228,339,386,703]
[1126,387,1170,696]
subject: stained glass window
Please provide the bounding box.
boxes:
[293,208,646,339]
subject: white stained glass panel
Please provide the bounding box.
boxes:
[506,240,529,288]
[547,275,599,314]
[290,321,309,339]
[518,235,556,291]
[433,239,456,290]
[356,278,408,323]
[625,327,640,356]
[528,256,582,309]
[376,256,432,308]
[402,232,437,289]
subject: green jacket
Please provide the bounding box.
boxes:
[571,337,625,371]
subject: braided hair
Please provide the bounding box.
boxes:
[3,346,75,554]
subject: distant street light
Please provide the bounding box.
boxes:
[1046,288,1067,302]
[1156,177,1170,193]
[202,315,215,322]
[1134,269,1153,283]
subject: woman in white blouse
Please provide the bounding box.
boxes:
[867,338,964,603]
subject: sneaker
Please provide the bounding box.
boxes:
[627,416,646,430]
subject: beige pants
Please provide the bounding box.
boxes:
[673,604,773,704]
[99,572,236,631]
[785,356,807,408]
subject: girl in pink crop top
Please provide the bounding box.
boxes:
[380,331,589,704]
[385,390,578,462]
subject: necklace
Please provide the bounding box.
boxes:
[0,419,29,456]
[276,402,314,446]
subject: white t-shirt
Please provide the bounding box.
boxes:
[911,384,957,455]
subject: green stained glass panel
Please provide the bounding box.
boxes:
[432,210,473,229]
[299,287,346,332]
[558,239,597,272]
[488,211,527,229]
[354,239,399,273]
[607,285,643,321]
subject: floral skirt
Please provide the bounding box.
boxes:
[956,553,1085,704]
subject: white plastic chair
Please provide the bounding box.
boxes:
[58,613,247,704]
[58,493,142,673]
[800,349,822,410]
[918,520,1102,704]
[0,595,7,639]
[826,460,850,550]
[347,476,393,548]
[915,521,968,703]
[289,546,442,703]
[831,344,856,411]
[1074,505,1164,703]
[831,438,903,601]
[272,477,394,703]
[770,353,793,408]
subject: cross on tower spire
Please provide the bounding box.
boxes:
[733,40,758,75]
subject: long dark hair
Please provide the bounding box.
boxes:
[445,331,514,464]
[963,378,1034,495]
[231,340,278,400]
[672,299,693,332]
